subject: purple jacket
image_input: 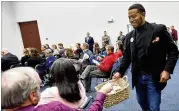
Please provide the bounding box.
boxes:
[15,92,106,111]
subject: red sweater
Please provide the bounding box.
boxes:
[99,52,121,73]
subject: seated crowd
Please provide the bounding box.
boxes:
[1,40,124,111]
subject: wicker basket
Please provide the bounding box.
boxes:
[95,76,130,108]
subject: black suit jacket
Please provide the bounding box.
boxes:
[1,53,19,71]
[117,22,178,89]
[85,36,94,52]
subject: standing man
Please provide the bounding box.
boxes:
[102,31,110,49]
[170,25,178,44]
[85,32,94,53]
[113,3,178,110]
[117,31,125,41]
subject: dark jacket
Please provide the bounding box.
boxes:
[85,36,94,52]
[45,55,56,69]
[1,53,19,71]
[27,57,42,68]
[171,29,178,41]
[20,55,30,66]
[117,22,178,89]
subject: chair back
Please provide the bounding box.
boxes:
[10,63,22,69]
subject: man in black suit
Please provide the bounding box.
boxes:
[113,4,178,110]
[1,49,19,71]
[85,32,94,53]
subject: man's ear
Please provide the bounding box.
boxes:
[142,12,145,17]
[29,90,39,105]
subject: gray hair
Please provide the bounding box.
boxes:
[1,67,41,109]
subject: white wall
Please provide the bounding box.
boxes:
[2,2,23,58]
[2,2,179,57]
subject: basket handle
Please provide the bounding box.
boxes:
[122,75,128,83]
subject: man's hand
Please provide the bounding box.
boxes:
[97,56,103,61]
[112,72,121,79]
[160,71,170,83]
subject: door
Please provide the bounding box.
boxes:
[19,20,41,52]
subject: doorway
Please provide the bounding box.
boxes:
[18,20,41,52]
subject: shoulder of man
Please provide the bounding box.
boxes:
[150,22,167,32]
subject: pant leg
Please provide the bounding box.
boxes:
[82,69,106,92]
[135,75,149,110]
[81,65,98,91]
[80,65,98,79]
[146,75,161,111]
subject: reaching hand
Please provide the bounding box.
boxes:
[99,83,113,95]
[112,72,121,79]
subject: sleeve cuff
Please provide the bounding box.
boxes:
[95,92,106,102]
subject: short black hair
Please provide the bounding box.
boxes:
[128,3,145,14]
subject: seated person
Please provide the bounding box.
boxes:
[36,58,113,110]
[38,58,87,108]
[20,48,30,66]
[93,42,100,56]
[58,43,65,56]
[1,49,19,71]
[40,45,47,59]
[45,44,54,53]
[44,49,56,69]
[63,48,75,59]
[115,40,124,58]
[80,45,122,92]
[74,43,83,59]
[79,43,94,65]
[1,67,41,111]
[52,44,60,57]
[27,48,43,68]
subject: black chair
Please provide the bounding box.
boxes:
[10,63,22,69]
[24,62,28,66]
[35,64,47,81]
[54,54,61,59]
[79,96,93,109]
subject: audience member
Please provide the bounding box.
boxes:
[58,43,65,56]
[38,58,87,108]
[20,48,30,66]
[80,45,119,92]
[85,32,94,53]
[52,44,60,56]
[44,49,56,69]
[40,45,47,59]
[64,48,75,59]
[1,49,19,71]
[93,42,100,55]
[74,43,83,59]
[27,48,42,68]
[170,25,178,44]
[102,31,110,49]
[36,58,113,110]
[45,44,54,53]
[79,43,93,65]
[115,40,124,58]
[117,31,125,44]
[1,67,41,111]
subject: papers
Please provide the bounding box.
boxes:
[92,59,100,65]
